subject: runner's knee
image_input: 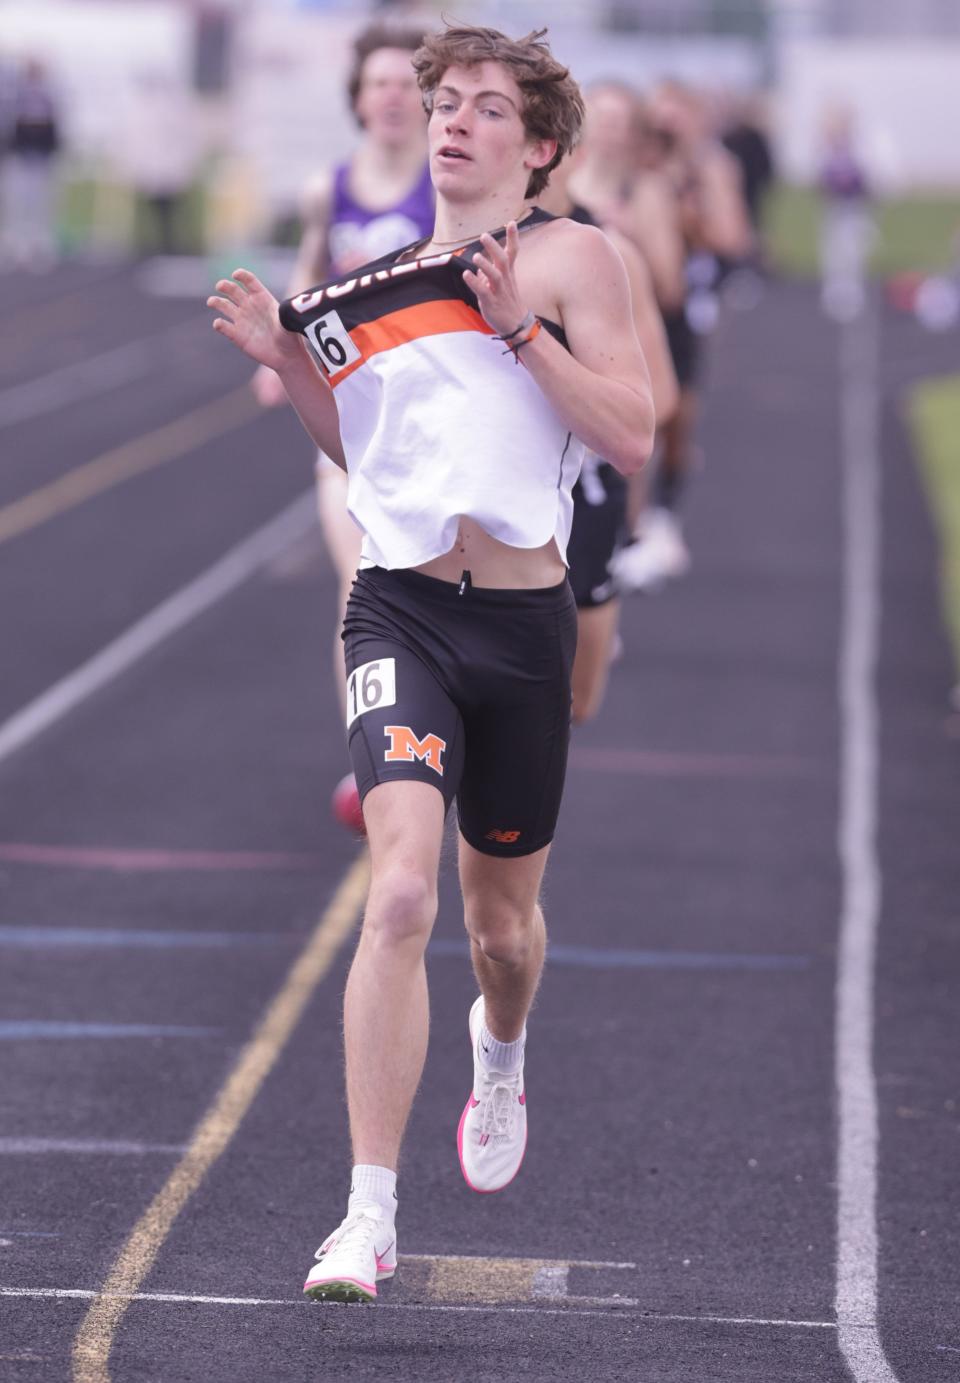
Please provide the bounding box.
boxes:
[365,867,437,949]
[464,900,539,967]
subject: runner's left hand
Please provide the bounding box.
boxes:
[462,222,528,338]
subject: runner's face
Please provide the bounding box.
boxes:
[583,87,635,161]
[429,62,553,203]
[355,48,425,147]
[648,87,701,146]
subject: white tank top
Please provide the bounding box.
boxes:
[280,210,584,571]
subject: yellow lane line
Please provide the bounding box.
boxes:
[71,851,370,1383]
[0,385,260,547]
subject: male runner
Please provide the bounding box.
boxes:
[253,23,432,820]
[568,80,688,592]
[538,147,677,723]
[207,23,654,1303]
[617,78,752,590]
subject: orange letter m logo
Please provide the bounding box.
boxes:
[383,725,447,776]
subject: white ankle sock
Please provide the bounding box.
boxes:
[348,1164,397,1219]
[478,1022,526,1074]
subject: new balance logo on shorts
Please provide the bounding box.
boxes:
[383,725,447,776]
[484,828,521,844]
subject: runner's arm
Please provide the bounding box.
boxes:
[209,269,346,467]
[290,170,334,288]
[467,223,655,476]
[693,147,753,260]
[252,172,333,407]
[622,176,686,313]
[606,228,679,425]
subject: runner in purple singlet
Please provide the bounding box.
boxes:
[252,22,432,830]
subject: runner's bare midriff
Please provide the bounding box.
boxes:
[413,519,566,589]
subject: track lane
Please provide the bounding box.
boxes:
[0,277,956,1382]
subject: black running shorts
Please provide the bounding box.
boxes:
[567,461,628,609]
[342,567,577,857]
[663,306,702,388]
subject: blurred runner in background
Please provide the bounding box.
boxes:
[1,57,61,270]
[720,89,775,257]
[612,78,752,592]
[126,69,196,257]
[252,21,432,830]
[568,80,685,588]
[538,146,677,723]
[818,104,873,323]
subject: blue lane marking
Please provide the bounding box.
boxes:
[0,1023,219,1039]
[0,926,281,949]
[0,1138,184,1155]
[428,939,809,971]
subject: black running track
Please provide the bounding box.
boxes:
[0,262,957,1383]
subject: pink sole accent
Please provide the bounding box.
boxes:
[303,1274,377,1297]
[457,1093,528,1195]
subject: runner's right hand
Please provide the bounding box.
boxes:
[207,270,300,374]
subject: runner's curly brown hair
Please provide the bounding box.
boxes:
[412,25,584,197]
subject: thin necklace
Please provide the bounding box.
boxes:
[427,209,532,248]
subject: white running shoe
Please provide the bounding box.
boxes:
[612,507,691,594]
[303,1206,397,1303]
[457,996,527,1193]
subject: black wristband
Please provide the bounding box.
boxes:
[496,309,536,342]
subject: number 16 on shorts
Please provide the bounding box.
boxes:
[346,657,396,728]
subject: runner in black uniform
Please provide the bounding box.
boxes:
[284,213,581,853]
[539,152,677,722]
[618,79,752,590]
[562,206,630,617]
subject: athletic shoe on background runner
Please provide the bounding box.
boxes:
[303,1206,397,1302]
[613,507,691,593]
[458,995,527,1193]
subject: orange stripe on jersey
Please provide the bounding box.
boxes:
[328,299,494,388]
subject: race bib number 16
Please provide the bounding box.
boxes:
[346,657,396,728]
[305,309,362,375]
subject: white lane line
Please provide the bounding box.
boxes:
[0,1139,184,1156]
[0,1285,836,1326]
[653,1313,835,1330]
[835,301,901,1381]
[0,320,201,430]
[0,491,316,771]
[400,1254,636,1269]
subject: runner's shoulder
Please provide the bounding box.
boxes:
[533,215,623,277]
[300,168,335,223]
